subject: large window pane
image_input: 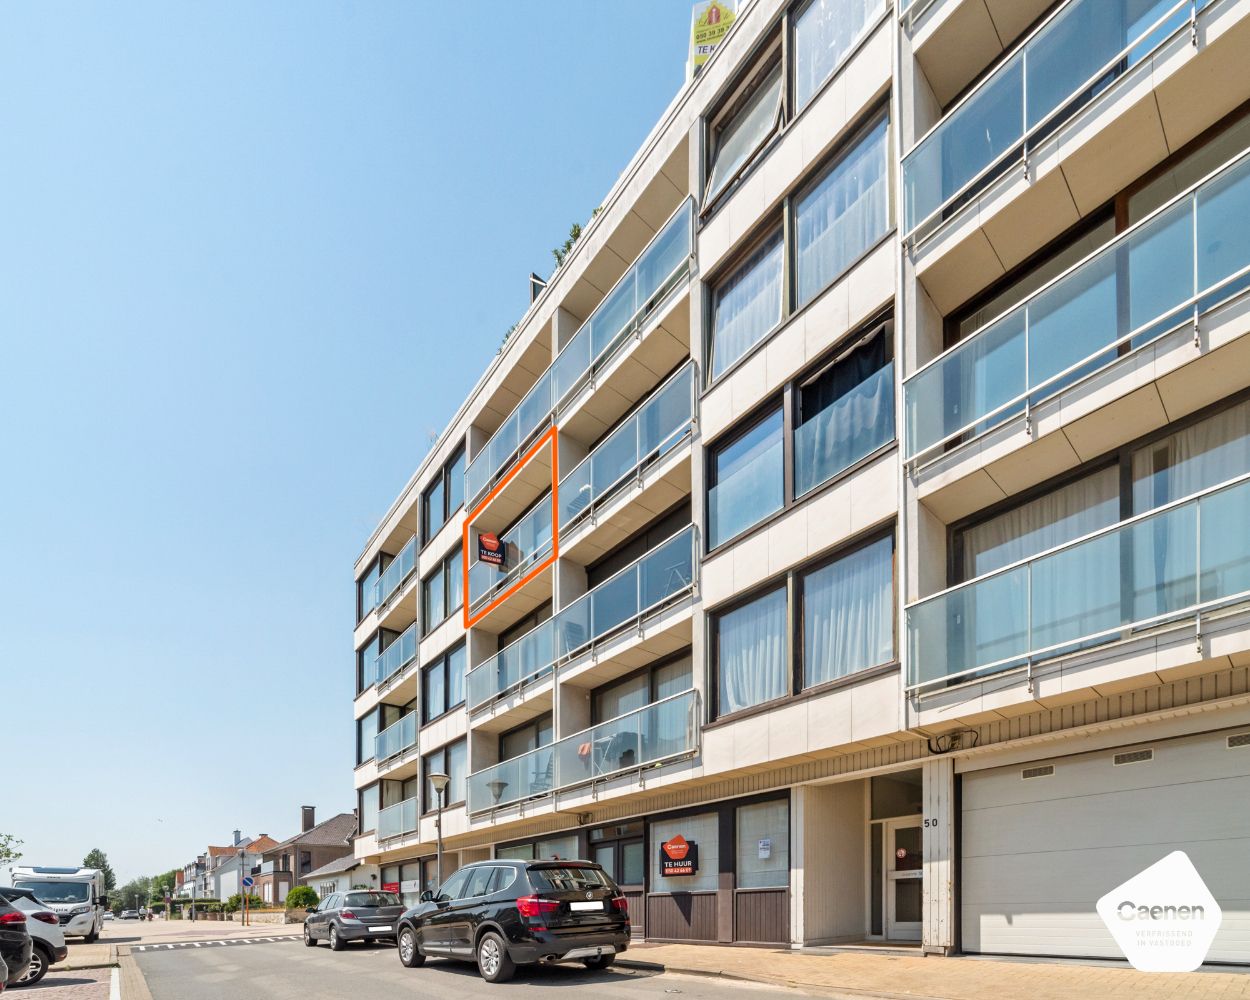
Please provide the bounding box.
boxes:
[426,478,445,538]
[423,662,446,722]
[709,410,784,547]
[654,655,694,701]
[359,784,379,834]
[793,0,884,112]
[795,332,894,497]
[710,229,783,379]
[357,710,378,765]
[736,800,789,889]
[447,448,466,515]
[447,551,464,614]
[447,644,466,709]
[707,65,782,201]
[423,569,445,628]
[651,813,719,893]
[802,535,894,687]
[447,740,468,805]
[593,673,649,724]
[795,115,889,308]
[717,586,788,715]
[1132,399,1250,513]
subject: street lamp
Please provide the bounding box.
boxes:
[428,771,450,887]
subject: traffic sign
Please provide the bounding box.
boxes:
[242,876,254,888]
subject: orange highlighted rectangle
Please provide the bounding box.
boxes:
[462,426,560,629]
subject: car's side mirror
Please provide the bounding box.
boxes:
[305,907,316,914]
[418,890,434,903]
[97,897,109,909]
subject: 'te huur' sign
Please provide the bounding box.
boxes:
[659,835,699,876]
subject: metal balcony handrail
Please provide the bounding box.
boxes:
[373,620,419,686]
[374,713,418,762]
[373,534,418,608]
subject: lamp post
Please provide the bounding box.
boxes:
[428,771,450,887]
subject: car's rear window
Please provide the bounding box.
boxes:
[343,891,400,907]
[527,865,612,891]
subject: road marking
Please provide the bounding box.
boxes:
[133,936,302,953]
[109,967,120,1000]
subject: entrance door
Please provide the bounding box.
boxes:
[592,837,645,935]
[884,817,922,941]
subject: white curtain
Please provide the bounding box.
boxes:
[793,0,885,111]
[718,587,787,714]
[795,361,893,497]
[711,229,783,378]
[795,117,889,307]
[803,535,893,686]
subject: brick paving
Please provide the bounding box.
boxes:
[18,966,113,1000]
[620,944,1250,999]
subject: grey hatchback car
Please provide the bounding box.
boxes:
[303,890,405,950]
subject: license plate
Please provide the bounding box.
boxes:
[369,925,394,933]
[570,901,604,912]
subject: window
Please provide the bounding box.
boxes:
[706,61,783,203]
[464,866,494,899]
[356,632,380,694]
[709,228,784,379]
[422,642,466,723]
[422,547,463,633]
[715,585,788,715]
[585,500,691,588]
[435,868,470,901]
[356,560,380,622]
[422,443,467,542]
[1131,398,1250,513]
[800,535,894,687]
[356,709,379,766]
[794,111,890,308]
[592,654,693,724]
[708,408,784,547]
[499,714,553,763]
[792,0,884,112]
[736,800,789,888]
[358,784,379,834]
[650,813,719,893]
[423,738,468,810]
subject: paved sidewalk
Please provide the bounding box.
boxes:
[618,944,1250,999]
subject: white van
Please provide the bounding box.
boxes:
[9,867,107,942]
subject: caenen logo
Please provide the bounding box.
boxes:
[478,532,505,567]
[659,836,698,877]
[1096,851,1222,971]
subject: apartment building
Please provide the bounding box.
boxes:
[352,0,1250,960]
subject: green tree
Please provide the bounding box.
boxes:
[285,885,318,910]
[82,849,117,892]
[115,876,154,912]
[0,833,22,867]
[224,893,264,913]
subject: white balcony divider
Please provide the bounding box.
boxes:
[468,689,700,813]
[374,713,417,762]
[468,493,554,611]
[559,363,696,531]
[902,0,1208,240]
[906,472,1250,693]
[904,144,1250,464]
[464,199,694,505]
[377,796,419,840]
[374,621,419,686]
[466,525,697,710]
[373,535,417,608]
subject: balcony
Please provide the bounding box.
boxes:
[905,144,1250,466]
[465,199,694,506]
[374,714,417,762]
[466,525,697,711]
[373,535,417,608]
[374,622,418,686]
[559,363,695,535]
[906,473,1250,694]
[467,689,700,813]
[903,0,1210,242]
[468,493,554,613]
[377,797,419,841]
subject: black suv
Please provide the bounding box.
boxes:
[0,896,33,992]
[395,860,629,983]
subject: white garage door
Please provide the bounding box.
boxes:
[961,727,1250,962]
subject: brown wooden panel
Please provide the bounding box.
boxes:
[645,892,718,942]
[624,889,645,935]
[734,888,790,944]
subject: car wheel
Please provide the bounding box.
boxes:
[397,927,425,968]
[475,931,515,984]
[582,954,616,971]
[329,924,346,951]
[303,924,317,947]
[84,925,99,943]
[16,944,50,986]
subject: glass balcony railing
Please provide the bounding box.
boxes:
[907,474,1250,692]
[373,535,417,607]
[465,199,693,504]
[902,0,1208,237]
[374,713,417,762]
[377,797,419,840]
[374,621,418,685]
[468,493,554,610]
[560,363,695,530]
[905,146,1250,462]
[466,525,697,710]
[795,361,895,497]
[468,689,699,812]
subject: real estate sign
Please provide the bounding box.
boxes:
[659,835,699,876]
[687,1,737,79]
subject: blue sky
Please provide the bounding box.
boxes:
[0,1,694,883]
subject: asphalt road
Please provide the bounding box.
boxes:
[132,938,816,999]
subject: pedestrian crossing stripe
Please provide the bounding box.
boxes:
[133,936,301,952]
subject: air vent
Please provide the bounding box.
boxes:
[1228,733,1250,749]
[1021,764,1054,780]
[1113,749,1154,766]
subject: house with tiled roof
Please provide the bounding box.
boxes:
[251,807,356,905]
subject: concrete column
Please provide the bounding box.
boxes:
[556,682,591,740]
[922,757,956,955]
[552,305,581,356]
